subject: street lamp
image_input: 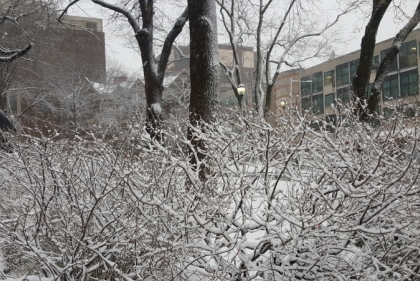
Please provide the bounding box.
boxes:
[280,99,287,110]
[237,84,246,96]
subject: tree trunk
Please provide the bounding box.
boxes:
[363,1,420,120]
[352,0,391,112]
[188,0,219,178]
[264,83,274,117]
[144,73,164,142]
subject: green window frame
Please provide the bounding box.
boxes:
[302,96,311,112]
[312,72,323,93]
[337,87,350,103]
[382,73,399,100]
[400,69,418,97]
[312,93,324,114]
[336,63,349,87]
[325,93,334,107]
[399,40,417,69]
[301,76,312,96]
[324,70,334,86]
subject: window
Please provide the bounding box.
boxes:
[312,72,323,93]
[399,40,417,69]
[325,93,334,107]
[86,22,97,32]
[350,59,359,81]
[302,97,311,112]
[400,69,418,97]
[312,94,324,114]
[301,76,312,96]
[381,48,398,72]
[371,55,379,71]
[382,74,399,100]
[337,87,350,103]
[302,95,324,115]
[336,63,349,87]
[324,70,334,86]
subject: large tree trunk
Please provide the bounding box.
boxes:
[354,0,420,121]
[188,0,219,178]
[352,0,391,113]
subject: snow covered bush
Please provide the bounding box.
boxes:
[1,109,420,280]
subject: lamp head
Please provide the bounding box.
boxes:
[237,84,246,96]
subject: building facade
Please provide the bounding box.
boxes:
[293,29,420,121]
[3,11,106,134]
[167,44,255,107]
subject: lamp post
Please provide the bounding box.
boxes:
[237,84,245,116]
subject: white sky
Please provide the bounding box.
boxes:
[66,1,419,76]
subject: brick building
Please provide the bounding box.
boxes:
[2,10,106,134]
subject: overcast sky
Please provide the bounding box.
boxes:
[67,1,419,76]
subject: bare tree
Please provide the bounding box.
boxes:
[2,107,420,279]
[217,0,363,117]
[353,0,420,120]
[60,0,188,142]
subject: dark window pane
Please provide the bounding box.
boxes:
[399,40,417,69]
[337,87,350,103]
[302,94,324,115]
[313,72,323,93]
[325,93,334,107]
[381,48,398,72]
[302,97,311,112]
[400,69,418,97]
[336,63,349,87]
[312,93,324,114]
[301,76,312,96]
[382,73,399,100]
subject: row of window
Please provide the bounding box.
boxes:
[301,40,419,96]
[312,105,417,131]
[301,69,419,115]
